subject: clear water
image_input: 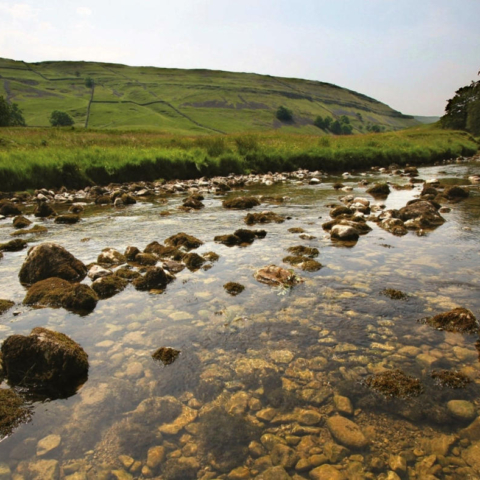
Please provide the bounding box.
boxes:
[0,160,479,479]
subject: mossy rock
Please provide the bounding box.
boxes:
[333,183,345,190]
[444,186,469,199]
[19,243,87,286]
[13,215,31,229]
[54,214,80,225]
[121,193,137,205]
[144,241,181,259]
[95,195,112,205]
[254,265,303,288]
[366,183,391,197]
[24,277,98,314]
[0,300,15,315]
[431,370,471,389]
[135,253,158,266]
[224,282,245,296]
[214,234,241,246]
[1,327,89,396]
[182,252,205,271]
[0,199,22,217]
[152,347,181,365]
[164,232,203,251]
[114,267,141,282]
[330,206,353,218]
[68,204,85,214]
[0,239,27,252]
[288,227,305,233]
[244,212,284,225]
[223,196,260,210]
[381,288,408,300]
[124,246,140,261]
[287,245,319,258]
[133,267,173,291]
[365,369,423,398]
[34,203,57,218]
[203,251,220,262]
[97,248,126,266]
[233,229,256,244]
[182,197,204,209]
[92,275,128,299]
[11,225,48,237]
[300,259,323,272]
[422,308,478,334]
[0,388,32,438]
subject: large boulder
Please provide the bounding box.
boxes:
[164,232,203,251]
[34,202,56,218]
[0,199,22,217]
[398,200,445,228]
[23,277,98,314]
[133,266,174,291]
[19,243,87,286]
[92,275,128,299]
[330,224,360,242]
[1,327,89,396]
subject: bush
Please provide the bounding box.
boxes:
[0,96,26,127]
[276,106,293,122]
[50,111,75,127]
[85,77,94,88]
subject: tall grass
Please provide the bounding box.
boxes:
[0,127,477,191]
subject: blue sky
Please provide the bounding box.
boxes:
[1,0,479,115]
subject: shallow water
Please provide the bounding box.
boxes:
[1,161,480,479]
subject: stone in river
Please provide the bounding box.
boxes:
[447,400,477,421]
[309,464,346,480]
[326,415,369,449]
[37,434,61,456]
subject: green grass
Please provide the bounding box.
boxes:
[1,57,419,134]
[0,126,476,191]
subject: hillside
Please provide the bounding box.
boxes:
[0,57,418,134]
[414,116,441,124]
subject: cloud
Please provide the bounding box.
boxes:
[76,7,92,16]
[0,2,37,20]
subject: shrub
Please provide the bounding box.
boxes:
[276,106,293,122]
[0,96,26,127]
[50,111,75,127]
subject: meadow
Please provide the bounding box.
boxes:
[0,126,477,191]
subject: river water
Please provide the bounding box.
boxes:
[0,160,479,479]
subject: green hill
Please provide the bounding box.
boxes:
[0,57,418,134]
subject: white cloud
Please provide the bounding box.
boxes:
[0,2,37,20]
[76,7,92,16]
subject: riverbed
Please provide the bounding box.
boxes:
[0,160,480,479]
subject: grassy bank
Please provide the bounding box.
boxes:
[0,127,477,191]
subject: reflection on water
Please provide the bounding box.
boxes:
[0,161,480,479]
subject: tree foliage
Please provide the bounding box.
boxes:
[50,110,75,127]
[276,106,293,122]
[0,96,26,127]
[441,74,480,135]
[313,115,332,130]
[85,77,94,88]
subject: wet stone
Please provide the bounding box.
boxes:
[152,347,180,365]
[309,464,346,480]
[422,307,478,334]
[37,434,61,457]
[270,444,299,469]
[333,395,353,416]
[365,369,423,398]
[447,400,477,421]
[326,415,368,449]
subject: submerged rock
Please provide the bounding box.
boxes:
[215,229,266,247]
[444,185,469,200]
[164,232,203,250]
[381,288,408,300]
[245,211,285,225]
[365,369,423,398]
[431,370,471,389]
[10,225,48,237]
[0,238,28,252]
[0,388,32,438]
[254,265,303,288]
[223,196,260,209]
[1,327,88,395]
[421,307,478,334]
[152,347,181,365]
[92,275,128,299]
[182,252,206,271]
[326,415,369,449]
[19,243,87,286]
[224,282,245,296]
[286,245,319,258]
[23,277,98,314]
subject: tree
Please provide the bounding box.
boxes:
[276,106,293,122]
[314,115,333,130]
[50,110,74,127]
[441,74,480,133]
[0,96,26,127]
[85,76,94,88]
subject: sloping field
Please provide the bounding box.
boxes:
[0,58,418,134]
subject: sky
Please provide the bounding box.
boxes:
[0,0,479,116]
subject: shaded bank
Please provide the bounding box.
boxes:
[0,127,477,191]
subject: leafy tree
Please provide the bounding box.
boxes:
[330,120,342,135]
[341,123,353,135]
[50,110,74,127]
[276,106,293,122]
[441,74,480,133]
[85,76,94,88]
[0,96,26,127]
[314,115,333,130]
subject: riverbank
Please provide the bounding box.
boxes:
[0,126,477,192]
